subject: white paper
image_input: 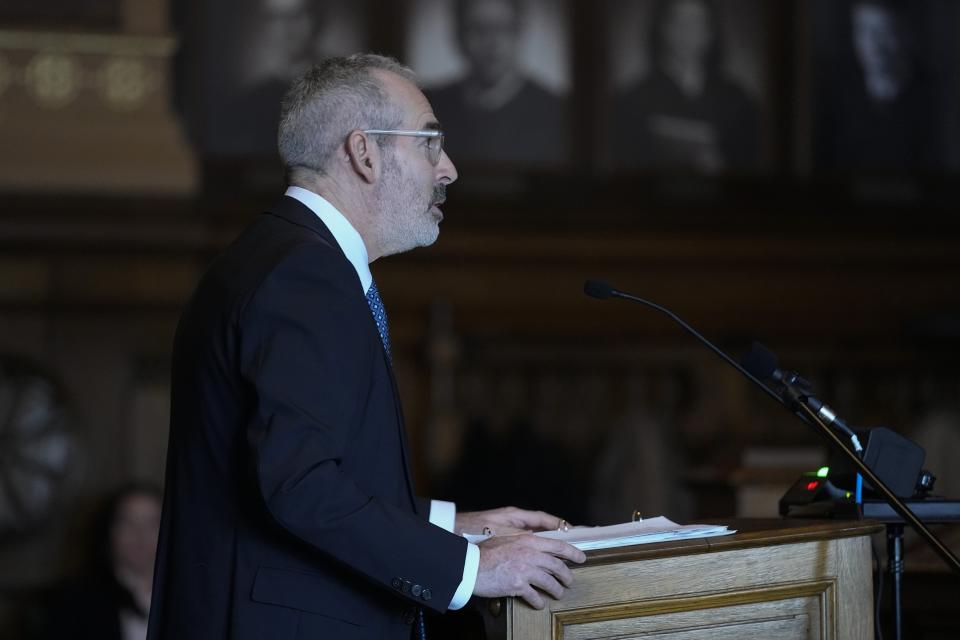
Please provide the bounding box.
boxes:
[464,516,735,551]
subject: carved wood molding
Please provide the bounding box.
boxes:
[551,579,836,639]
[0,29,173,111]
[0,27,196,193]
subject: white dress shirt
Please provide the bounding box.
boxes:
[284,186,480,610]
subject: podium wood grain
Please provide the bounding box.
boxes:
[481,519,880,640]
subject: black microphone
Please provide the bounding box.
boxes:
[583,280,616,300]
[740,342,810,388]
[740,342,860,449]
[584,280,960,575]
[583,279,793,412]
[584,279,861,450]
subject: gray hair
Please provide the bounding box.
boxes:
[278,54,419,180]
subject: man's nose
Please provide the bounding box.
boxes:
[436,149,458,184]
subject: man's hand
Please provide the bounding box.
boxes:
[455,506,568,536]
[474,534,586,609]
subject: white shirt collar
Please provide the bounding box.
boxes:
[284,186,373,294]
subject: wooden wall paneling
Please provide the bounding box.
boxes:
[0,0,197,194]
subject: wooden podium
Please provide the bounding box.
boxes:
[480,519,881,640]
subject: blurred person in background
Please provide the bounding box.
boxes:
[34,484,161,640]
[425,0,570,166]
[241,0,319,89]
[610,0,760,172]
[215,0,364,154]
[814,0,942,170]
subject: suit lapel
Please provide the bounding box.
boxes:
[268,195,420,513]
[385,362,420,513]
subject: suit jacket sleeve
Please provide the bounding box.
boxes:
[240,243,468,612]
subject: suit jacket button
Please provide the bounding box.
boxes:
[402,579,412,594]
[411,584,422,597]
[422,588,432,601]
[392,578,402,590]
[403,608,416,625]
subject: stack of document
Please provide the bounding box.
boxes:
[465,517,734,551]
[536,516,735,551]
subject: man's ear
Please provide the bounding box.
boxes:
[345,130,378,184]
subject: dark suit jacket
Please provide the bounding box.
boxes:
[147,196,468,640]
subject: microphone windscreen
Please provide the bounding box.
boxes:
[740,342,779,380]
[584,280,615,299]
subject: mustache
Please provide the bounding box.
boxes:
[431,184,447,206]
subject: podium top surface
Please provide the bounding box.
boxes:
[583,518,883,567]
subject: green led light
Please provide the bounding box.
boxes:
[845,492,852,499]
[817,466,830,478]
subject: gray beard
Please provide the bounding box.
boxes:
[373,159,440,257]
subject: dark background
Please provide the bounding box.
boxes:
[1,1,959,638]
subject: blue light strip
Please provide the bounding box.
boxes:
[855,473,863,503]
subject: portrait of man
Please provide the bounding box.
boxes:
[176,0,368,156]
[809,0,960,171]
[606,0,766,173]
[406,0,573,168]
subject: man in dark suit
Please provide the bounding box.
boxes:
[147,54,584,640]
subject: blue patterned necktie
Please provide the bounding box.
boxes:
[366,284,422,637]
[367,283,418,635]
[416,609,427,640]
[365,280,392,363]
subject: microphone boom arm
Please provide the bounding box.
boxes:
[586,280,960,575]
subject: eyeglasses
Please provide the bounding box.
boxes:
[362,129,445,166]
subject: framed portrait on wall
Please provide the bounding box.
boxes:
[404,0,574,170]
[174,0,371,158]
[804,0,960,173]
[601,0,775,175]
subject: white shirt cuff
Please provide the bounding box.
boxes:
[428,499,456,532]
[448,543,480,610]
[428,500,476,610]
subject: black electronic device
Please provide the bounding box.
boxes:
[778,468,857,518]
[825,427,926,499]
[780,461,960,524]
